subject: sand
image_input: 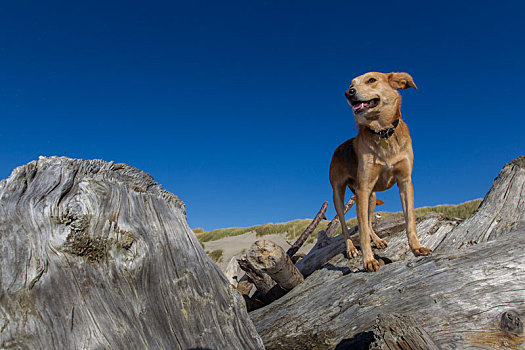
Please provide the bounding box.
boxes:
[203,231,315,272]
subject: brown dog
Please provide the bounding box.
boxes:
[329,72,432,272]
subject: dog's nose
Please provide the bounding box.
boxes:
[346,88,356,97]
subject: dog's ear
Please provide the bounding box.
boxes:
[388,72,418,90]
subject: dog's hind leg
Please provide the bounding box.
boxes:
[332,181,358,258]
[369,192,387,249]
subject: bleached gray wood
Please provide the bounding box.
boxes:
[369,313,441,350]
[251,157,525,350]
[248,240,304,291]
[295,213,459,277]
[0,157,264,350]
[251,228,525,350]
[437,156,525,252]
[237,256,284,303]
[224,255,243,287]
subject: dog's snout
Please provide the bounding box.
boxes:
[346,88,356,97]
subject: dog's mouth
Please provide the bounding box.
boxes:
[351,98,380,113]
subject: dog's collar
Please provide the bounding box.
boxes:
[367,119,400,139]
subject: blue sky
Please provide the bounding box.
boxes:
[0,1,523,230]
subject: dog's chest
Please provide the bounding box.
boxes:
[373,147,400,170]
[372,151,408,190]
[382,162,395,171]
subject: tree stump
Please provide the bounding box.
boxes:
[0,157,264,349]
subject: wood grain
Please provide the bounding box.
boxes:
[436,156,525,251]
[248,240,304,291]
[0,157,264,349]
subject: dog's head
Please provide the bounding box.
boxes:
[345,72,417,130]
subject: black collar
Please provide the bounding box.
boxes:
[367,119,400,139]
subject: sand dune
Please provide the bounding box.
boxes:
[203,231,315,271]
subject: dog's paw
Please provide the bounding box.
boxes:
[347,243,359,259]
[413,246,432,256]
[364,258,380,272]
[374,239,388,249]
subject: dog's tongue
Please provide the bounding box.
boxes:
[353,102,367,112]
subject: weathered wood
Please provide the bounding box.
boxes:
[237,256,285,303]
[236,280,266,311]
[224,255,243,287]
[437,156,525,252]
[286,201,328,257]
[325,196,356,237]
[251,227,525,350]
[500,311,524,336]
[236,279,255,296]
[248,240,304,291]
[369,313,441,350]
[0,157,264,349]
[296,225,357,277]
[295,213,459,277]
[242,294,267,312]
[251,158,525,350]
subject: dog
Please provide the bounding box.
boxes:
[329,72,432,272]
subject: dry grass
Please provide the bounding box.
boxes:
[206,249,224,263]
[194,199,482,243]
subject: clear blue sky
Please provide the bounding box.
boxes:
[0,1,523,230]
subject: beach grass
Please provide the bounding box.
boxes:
[194,199,482,243]
[206,249,224,263]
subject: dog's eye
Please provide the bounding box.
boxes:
[367,78,377,84]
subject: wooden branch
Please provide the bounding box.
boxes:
[286,201,328,257]
[295,225,358,277]
[248,240,304,291]
[325,196,356,237]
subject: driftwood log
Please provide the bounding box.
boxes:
[296,212,460,278]
[238,201,329,307]
[368,313,441,350]
[248,240,304,291]
[436,156,525,251]
[237,256,285,303]
[250,156,525,350]
[0,157,264,349]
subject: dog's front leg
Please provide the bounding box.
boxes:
[356,187,380,271]
[397,176,432,256]
[356,164,381,272]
